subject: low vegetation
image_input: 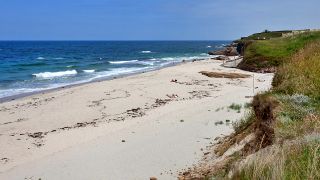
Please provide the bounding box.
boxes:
[228,103,242,113]
[232,110,255,133]
[238,30,289,41]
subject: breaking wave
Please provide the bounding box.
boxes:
[33,70,78,79]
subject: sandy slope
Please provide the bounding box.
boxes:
[0,59,273,180]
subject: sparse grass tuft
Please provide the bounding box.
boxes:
[228,103,242,112]
[244,102,252,109]
[233,110,255,133]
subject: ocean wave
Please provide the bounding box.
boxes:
[36,57,45,60]
[66,65,75,68]
[0,87,50,98]
[109,60,139,64]
[91,67,150,80]
[53,57,65,60]
[32,70,77,79]
[141,51,152,54]
[161,57,175,61]
[160,55,209,62]
[14,62,47,67]
[83,69,95,73]
[207,45,212,48]
[137,61,155,66]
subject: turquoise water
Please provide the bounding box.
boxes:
[0,41,229,98]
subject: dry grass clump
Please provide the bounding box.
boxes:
[232,139,320,180]
[199,71,251,79]
[273,42,320,99]
[276,113,320,141]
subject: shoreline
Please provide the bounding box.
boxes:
[0,58,273,179]
[0,57,212,104]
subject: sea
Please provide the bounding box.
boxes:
[0,41,229,99]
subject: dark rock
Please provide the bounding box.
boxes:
[211,56,228,61]
[208,47,239,56]
[226,47,239,56]
[208,50,225,56]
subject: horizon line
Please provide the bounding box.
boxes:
[0,39,232,42]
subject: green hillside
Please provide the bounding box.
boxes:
[238,31,320,72]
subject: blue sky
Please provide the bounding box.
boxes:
[0,0,319,40]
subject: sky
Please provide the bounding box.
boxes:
[0,0,319,40]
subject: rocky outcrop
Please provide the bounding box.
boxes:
[208,47,239,56]
[211,56,228,61]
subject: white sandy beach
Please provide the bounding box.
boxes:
[0,59,273,180]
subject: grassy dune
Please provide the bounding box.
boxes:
[179,31,320,180]
[233,41,320,179]
[232,35,320,179]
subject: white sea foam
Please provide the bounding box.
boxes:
[110,59,156,66]
[33,70,77,79]
[160,56,209,62]
[90,67,151,80]
[207,45,212,48]
[0,87,49,98]
[109,60,139,64]
[1,54,213,99]
[161,57,175,61]
[36,57,45,60]
[53,57,65,60]
[141,51,152,53]
[66,65,74,68]
[83,69,95,73]
[138,61,155,66]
